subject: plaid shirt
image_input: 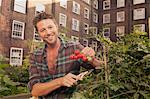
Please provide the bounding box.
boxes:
[28,38,94,99]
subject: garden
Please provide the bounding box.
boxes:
[0,31,150,99]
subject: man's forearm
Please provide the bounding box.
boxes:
[31,78,62,97]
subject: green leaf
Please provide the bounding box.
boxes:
[3,75,17,86]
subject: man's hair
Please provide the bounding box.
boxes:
[33,12,57,31]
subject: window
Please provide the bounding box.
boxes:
[0,0,2,6]
[89,27,98,36]
[84,8,89,19]
[103,14,110,24]
[72,18,79,31]
[84,23,89,34]
[117,11,125,22]
[117,0,125,8]
[71,36,79,42]
[83,38,88,47]
[93,12,98,23]
[103,28,110,38]
[10,47,23,66]
[103,0,110,10]
[133,8,145,20]
[134,24,145,32]
[83,0,90,4]
[35,4,45,15]
[116,26,125,37]
[12,20,25,39]
[14,0,27,14]
[60,0,67,8]
[92,41,97,51]
[93,0,98,9]
[72,1,80,15]
[133,0,145,5]
[59,13,67,27]
[33,29,42,42]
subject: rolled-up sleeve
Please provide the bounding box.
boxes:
[28,53,41,92]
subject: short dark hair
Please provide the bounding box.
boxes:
[33,12,57,31]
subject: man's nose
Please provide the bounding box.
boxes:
[46,29,52,35]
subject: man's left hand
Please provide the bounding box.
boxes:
[81,47,95,58]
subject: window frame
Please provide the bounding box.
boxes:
[12,20,25,40]
[72,18,80,31]
[59,13,67,27]
[103,13,110,24]
[133,8,145,20]
[103,0,110,10]
[116,26,125,37]
[14,0,27,14]
[84,7,89,19]
[117,11,125,22]
[10,47,23,66]
[103,27,110,38]
[117,0,125,8]
[60,0,67,8]
[134,24,145,32]
[72,1,80,15]
[133,0,145,5]
[93,12,98,23]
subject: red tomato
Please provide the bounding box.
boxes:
[74,50,80,55]
[69,54,75,59]
[82,56,88,61]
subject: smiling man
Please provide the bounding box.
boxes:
[28,12,103,99]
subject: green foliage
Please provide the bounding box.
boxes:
[73,32,150,99]
[0,55,29,97]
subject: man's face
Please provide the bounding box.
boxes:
[36,19,58,45]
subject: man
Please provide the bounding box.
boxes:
[28,12,103,99]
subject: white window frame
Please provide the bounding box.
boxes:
[116,26,125,37]
[84,23,89,34]
[59,13,67,27]
[72,18,80,31]
[133,8,145,20]
[71,36,79,42]
[93,12,98,23]
[117,11,125,22]
[33,28,42,42]
[89,27,98,36]
[12,20,25,40]
[84,8,89,19]
[10,47,23,66]
[134,24,145,32]
[103,14,110,24]
[83,38,88,47]
[103,27,110,38]
[60,0,67,8]
[103,0,110,10]
[14,0,27,14]
[133,0,145,5]
[35,3,45,15]
[92,41,97,52]
[117,0,125,8]
[93,0,98,9]
[72,1,80,15]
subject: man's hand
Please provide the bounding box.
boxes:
[81,47,95,59]
[59,73,79,87]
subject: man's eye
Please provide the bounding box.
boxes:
[40,29,45,32]
[48,26,52,29]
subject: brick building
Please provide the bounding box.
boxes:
[0,0,150,66]
[99,0,150,40]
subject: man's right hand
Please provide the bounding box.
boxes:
[59,73,79,87]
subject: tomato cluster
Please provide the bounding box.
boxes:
[69,50,92,62]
